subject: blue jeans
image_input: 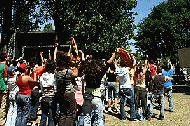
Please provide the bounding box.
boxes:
[29,101,39,120]
[120,88,136,119]
[40,97,56,126]
[160,93,165,117]
[29,87,41,120]
[78,94,104,126]
[15,94,31,126]
[147,91,165,118]
[165,87,174,112]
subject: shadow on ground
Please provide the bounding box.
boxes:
[173,84,190,95]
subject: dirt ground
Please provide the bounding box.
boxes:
[105,85,190,126]
[1,85,190,126]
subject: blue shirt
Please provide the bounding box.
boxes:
[162,69,174,88]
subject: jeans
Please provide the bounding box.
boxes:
[78,94,105,126]
[15,93,31,126]
[29,87,41,120]
[29,101,39,120]
[134,86,148,119]
[57,90,77,126]
[5,92,17,126]
[120,88,136,119]
[40,97,56,126]
[147,91,165,118]
[107,82,119,99]
[165,87,174,111]
[160,93,165,117]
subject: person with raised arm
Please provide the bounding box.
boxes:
[77,52,116,126]
[15,63,39,126]
[114,48,137,121]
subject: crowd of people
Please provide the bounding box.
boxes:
[0,37,175,126]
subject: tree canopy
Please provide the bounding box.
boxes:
[41,0,137,57]
[135,0,190,60]
[1,0,137,58]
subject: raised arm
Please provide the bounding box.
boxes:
[40,52,44,66]
[54,43,58,62]
[48,50,52,60]
[107,52,116,64]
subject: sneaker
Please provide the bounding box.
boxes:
[146,116,151,121]
[120,116,127,120]
[159,115,164,120]
[151,113,157,118]
[108,107,113,113]
[111,107,119,113]
[169,110,174,112]
[130,118,138,121]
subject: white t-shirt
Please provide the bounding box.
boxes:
[115,66,131,89]
[40,72,56,97]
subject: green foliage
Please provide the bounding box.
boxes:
[40,0,137,57]
[43,23,53,32]
[13,0,41,32]
[1,0,137,58]
[135,0,190,60]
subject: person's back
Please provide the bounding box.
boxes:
[162,69,174,88]
[15,63,39,126]
[17,75,34,95]
[115,66,131,89]
[39,60,56,126]
[55,52,77,126]
[152,74,165,93]
[40,72,56,98]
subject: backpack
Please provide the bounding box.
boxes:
[55,69,75,95]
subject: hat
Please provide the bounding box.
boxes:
[19,63,27,71]
[8,66,15,76]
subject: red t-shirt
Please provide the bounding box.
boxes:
[35,66,46,77]
[149,64,157,77]
[17,76,33,95]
